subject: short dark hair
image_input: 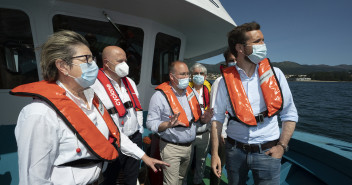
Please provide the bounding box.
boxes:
[223,48,231,61]
[228,22,260,57]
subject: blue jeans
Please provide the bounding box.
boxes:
[225,140,281,185]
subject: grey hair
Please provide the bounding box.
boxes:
[40,30,89,82]
[190,63,207,75]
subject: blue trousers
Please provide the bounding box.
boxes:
[225,140,281,185]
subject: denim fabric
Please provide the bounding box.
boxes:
[225,141,281,185]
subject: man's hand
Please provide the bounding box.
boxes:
[168,112,186,127]
[211,154,222,178]
[201,108,214,124]
[220,136,226,145]
[141,154,170,173]
[158,112,186,132]
[265,145,284,159]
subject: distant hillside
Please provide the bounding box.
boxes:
[271,61,352,75]
[186,61,225,74]
[192,60,352,75]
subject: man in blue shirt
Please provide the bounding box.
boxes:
[147,61,213,185]
[211,22,298,185]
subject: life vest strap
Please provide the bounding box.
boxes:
[107,101,133,115]
[228,110,268,124]
[59,159,102,167]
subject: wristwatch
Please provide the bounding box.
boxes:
[277,141,289,152]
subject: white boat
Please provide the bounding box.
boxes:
[0,0,351,185]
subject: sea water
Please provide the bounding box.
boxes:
[288,81,352,143]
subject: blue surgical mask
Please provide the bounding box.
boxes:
[193,75,204,85]
[177,78,190,89]
[68,61,99,88]
[248,44,267,64]
[227,62,237,67]
[172,73,190,89]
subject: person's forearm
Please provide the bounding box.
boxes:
[211,120,222,156]
[280,121,296,145]
[158,121,170,132]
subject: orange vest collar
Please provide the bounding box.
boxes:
[10,80,121,161]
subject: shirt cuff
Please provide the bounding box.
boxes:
[150,120,164,133]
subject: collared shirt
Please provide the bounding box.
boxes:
[210,77,228,138]
[92,74,143,136]
[193,87,210,133]
[212,65,298,144]
[15,81,144,185]
[146,87,196,143]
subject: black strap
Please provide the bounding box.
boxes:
[228,110,268,123]
[59,159,102,167]
[107,101,133,115]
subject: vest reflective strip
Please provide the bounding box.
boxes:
[97,70,127,118]
[259,68,274,85]
[10,81,120,161]
[258,59,283,117]
[155,82,201,127]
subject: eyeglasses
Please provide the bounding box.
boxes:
[173,72,190,77]
[193,72,205,76]
[70,55,96,64]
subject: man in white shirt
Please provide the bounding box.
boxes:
[210,49,235,185]
[211,22,298,185]
[91,46,144,185]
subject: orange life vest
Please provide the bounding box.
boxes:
[97,70,142,120]
[10,80,121,161]
[189,80,211,110]
[155,82,201,127]
[221,58,283,126]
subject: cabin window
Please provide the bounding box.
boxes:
[52,14,144,84]
[0,8,38,89]
[151,33,181,85]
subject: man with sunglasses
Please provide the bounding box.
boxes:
[211,22,298,185]
[91,46,144,185]
[147,61,213,185]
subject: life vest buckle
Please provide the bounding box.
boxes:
[242,144,251,152]
[124,101,133,109]
[257,113,265,123]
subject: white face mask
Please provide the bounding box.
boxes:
[247,44,267,64]
[108,61,129,77]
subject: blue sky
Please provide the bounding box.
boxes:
[199,0,352,66]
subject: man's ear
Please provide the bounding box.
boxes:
[102,58,110,69]
[55,59,69,75]
[235,43,244,55]
[169,73,174,81]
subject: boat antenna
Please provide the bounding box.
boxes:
[103,11,126,40]
[102,11,139,54]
